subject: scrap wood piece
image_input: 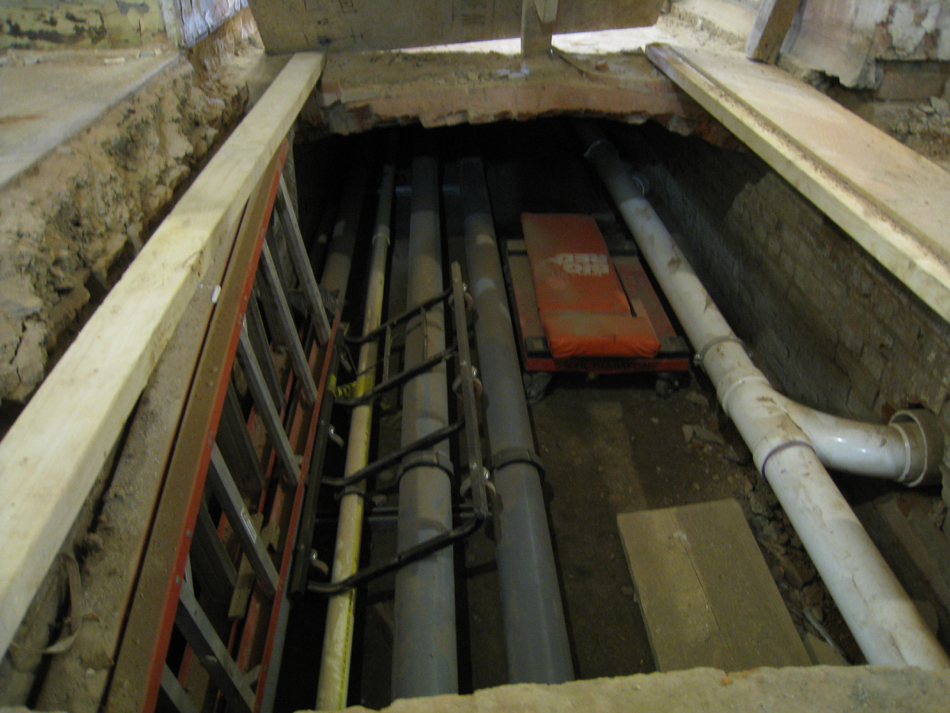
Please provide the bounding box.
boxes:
[745,0,802,63]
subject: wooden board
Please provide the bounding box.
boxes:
[617,499,810,672]
[249,0,661,54]
[0,53,324,659]
[34,181,237,712]
[744,0,801,63]
[647,43,950,323]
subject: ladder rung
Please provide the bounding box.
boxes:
[278,175,332,345]
[160,663,201,713]
[259,239,318,405]
[176,560,255,713]
[236,324,300,484]
[207,445,279,597]
[245,294,285,411]
[191,500,237,602]
[217,383,265,496]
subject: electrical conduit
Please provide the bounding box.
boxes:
[316,160,396,710]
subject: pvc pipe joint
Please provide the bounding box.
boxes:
[890,410,945,487]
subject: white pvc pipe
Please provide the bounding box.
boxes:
[317,162,396,710]
[580,126,949,669]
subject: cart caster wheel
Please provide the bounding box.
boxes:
[524,372,552,404]
[655,373,677,399]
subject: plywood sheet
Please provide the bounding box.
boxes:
[249,0,661,54]
[617,499,810,672]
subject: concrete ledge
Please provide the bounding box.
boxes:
[319,666,950,713]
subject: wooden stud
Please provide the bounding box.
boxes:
[522,0,556,57]
[745,0,802,64]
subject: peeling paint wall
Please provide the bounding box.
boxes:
[0,0,245,49]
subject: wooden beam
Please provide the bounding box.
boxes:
[522,0,557,58]
[745,0,802,63]
[249,0,659,54]
[647,43,950,323]
[0,53,324,659]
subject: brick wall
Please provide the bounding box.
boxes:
[612,122,950,474]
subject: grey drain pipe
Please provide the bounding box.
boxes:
[459,158,575,684]
[392,151,458,697]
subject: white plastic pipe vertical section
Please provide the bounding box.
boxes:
[316,163,396,711]
[582,130,950,669]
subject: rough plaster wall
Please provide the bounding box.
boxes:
[617,122,950,447]
[0,57,245,402]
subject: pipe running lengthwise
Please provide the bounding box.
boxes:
[316,160,396,711]
[577,122,950,670]
[459,158,575,684]
[392,151,458,698]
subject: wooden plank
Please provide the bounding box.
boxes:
[0,53,324,660]
[33,197,236,712]
[617,499,810,672]
[522,0,556,58]
[745,0,801,64]
[646,43,950,323]
[248,0,661,54]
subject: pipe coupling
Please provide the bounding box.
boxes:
[695,335,747,373]
[718,372,771,419]
[889,410,945,487]
[755,436,816,477]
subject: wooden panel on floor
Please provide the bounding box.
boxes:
[617,499,810,672]
[0,53,323,660]
[249,0,661,54]
[646,43,950,323]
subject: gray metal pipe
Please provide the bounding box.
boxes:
[459,157,575,684]
[392,151,458,698]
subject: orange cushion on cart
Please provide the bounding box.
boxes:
[522,213,661,359]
